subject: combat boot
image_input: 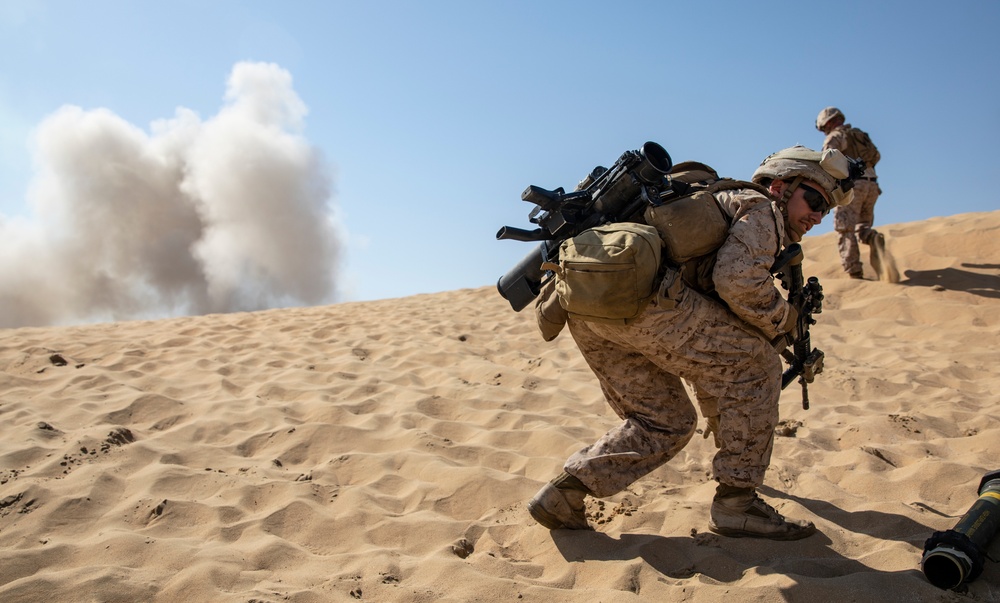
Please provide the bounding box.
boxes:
[708,485,816,541]
[528,472,593,530]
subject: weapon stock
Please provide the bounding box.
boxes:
[496,142,672,312]
[774,244,825,410]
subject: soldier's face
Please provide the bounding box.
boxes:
[785,181,829,242]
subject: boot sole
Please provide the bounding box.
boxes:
[708,522,817,541]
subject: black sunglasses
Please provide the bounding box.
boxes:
[798,183,831,215]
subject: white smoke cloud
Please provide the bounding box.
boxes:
[0,62,341,328]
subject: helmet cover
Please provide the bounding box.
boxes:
[752,145,855,207]
[816,106,845,130]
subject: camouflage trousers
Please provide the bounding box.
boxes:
[563,271,781,498]
[834,179,880,276]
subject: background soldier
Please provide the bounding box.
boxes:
[528,146,857,541]
[816,107,883,279]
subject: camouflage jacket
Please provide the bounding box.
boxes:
[683,188,794,340]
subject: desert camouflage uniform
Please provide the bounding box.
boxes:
[563,189,793,497]
[823,124,880,276]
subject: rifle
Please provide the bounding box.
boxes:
[496,142,673,311]
[770,155,869,409]
[771,243,825,410]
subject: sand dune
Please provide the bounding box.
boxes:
[1,211,998,602]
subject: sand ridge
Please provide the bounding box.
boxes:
[0,211,998,602]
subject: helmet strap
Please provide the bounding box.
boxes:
[775,175,805,223]
[783,176,804,203]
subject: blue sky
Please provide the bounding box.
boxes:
[1,1,997,324]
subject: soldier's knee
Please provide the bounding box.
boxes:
[633,406,698,440]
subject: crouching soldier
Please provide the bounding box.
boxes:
[529,146,857,540]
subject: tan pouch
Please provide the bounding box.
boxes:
[543,223,663,325]
[643,190,730,264]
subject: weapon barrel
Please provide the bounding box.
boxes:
[921,470,1000,589]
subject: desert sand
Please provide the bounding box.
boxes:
[1,210,998,602]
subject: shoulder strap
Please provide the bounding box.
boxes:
[705,178,772,198]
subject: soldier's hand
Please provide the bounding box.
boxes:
[772,304,799,350]
[702,416,721,448]
[780,303,799,333]
[771,332,794,350]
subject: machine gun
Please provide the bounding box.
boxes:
[772,243,825,410]
[496,142,673,312]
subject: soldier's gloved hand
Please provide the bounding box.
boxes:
[702,416,721,448]
[780,303,799,333]
[772,304,800,350]
[771,332,793,350]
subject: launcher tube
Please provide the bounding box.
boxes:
[921,470,1000,589]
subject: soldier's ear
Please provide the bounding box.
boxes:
[768,180,787,197]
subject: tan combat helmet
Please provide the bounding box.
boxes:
[751,145,856,208]
[815,106,845,131]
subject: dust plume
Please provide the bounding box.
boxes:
[871,235,901,283]
[0,62,341,328]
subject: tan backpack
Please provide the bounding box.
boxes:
[535,161,768,330]
[644,161,769,264]
[848,127,880,167]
